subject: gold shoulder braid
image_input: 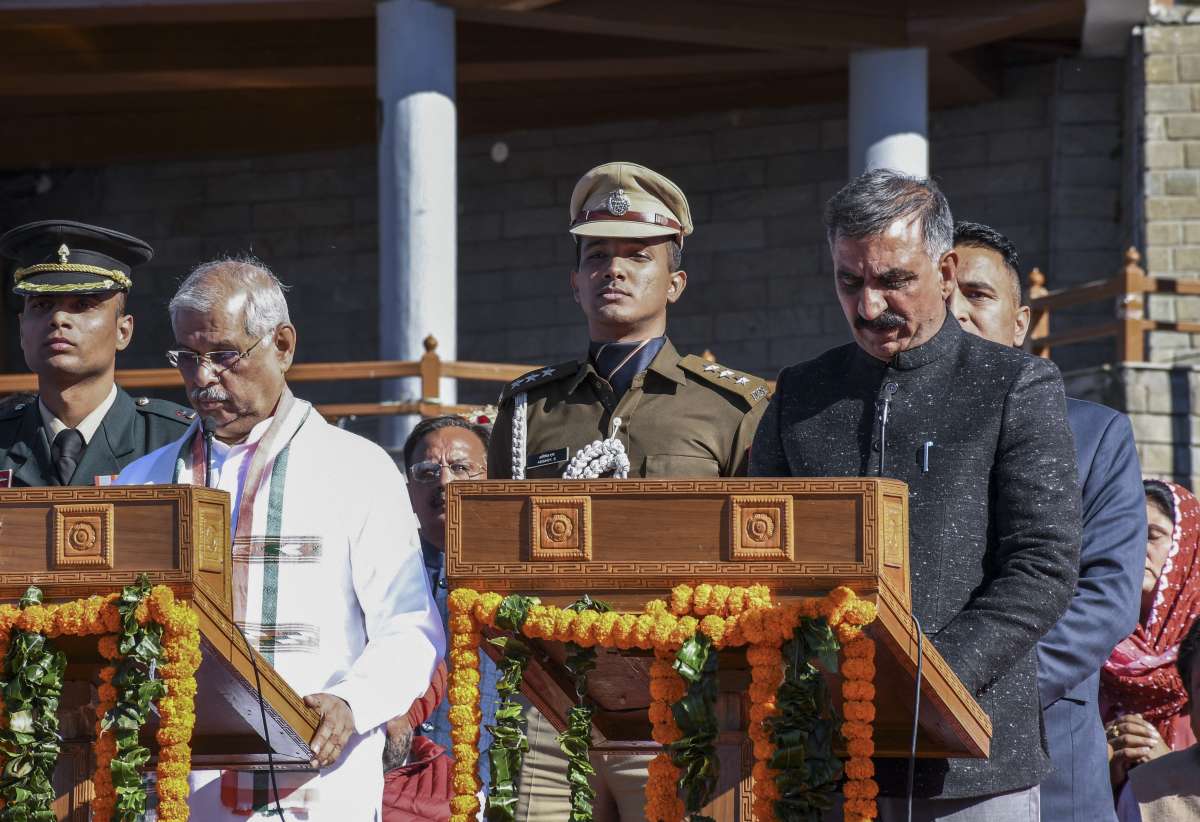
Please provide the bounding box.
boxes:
[13,263,132,289]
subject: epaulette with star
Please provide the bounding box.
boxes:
[678,355,771,406]
[132,396,195,424]
[499,361,580,403]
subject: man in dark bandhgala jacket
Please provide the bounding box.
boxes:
[750,170,1081,820]
[950,221,1144,822]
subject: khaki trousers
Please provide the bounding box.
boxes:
[514,698,653,822]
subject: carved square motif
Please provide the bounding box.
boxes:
[529,496,592,562]
[196,501,227,574]
[729,495,793,561]
[53,503,115,569]
[882,495,906,568]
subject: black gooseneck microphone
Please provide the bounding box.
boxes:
[201,416,218,489]
[873,382,921,822]
[199,415,286,817]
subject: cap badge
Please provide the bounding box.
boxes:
[606,189,631,217]
[56,244,69,264]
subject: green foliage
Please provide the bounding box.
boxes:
[553,594,610,822]
[0,587,65,822]
[493,595,540,633]
[103,575,168,822]
[485,635,532,822]
[669,634,718,822]
[769,617,844,822]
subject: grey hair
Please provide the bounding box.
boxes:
[823,169,954,265]
[169,255,291,338]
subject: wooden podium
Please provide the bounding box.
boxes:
[0,486,319,818]
[446,479,992,820]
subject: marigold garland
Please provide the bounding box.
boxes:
[447,584,879,822]
[0,582,201,822]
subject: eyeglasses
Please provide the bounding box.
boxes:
[407,460,485,485]
[166,336,270,375]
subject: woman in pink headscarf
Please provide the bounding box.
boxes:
[1102,479,1200,789]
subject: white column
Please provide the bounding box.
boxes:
[848,48,929,178]
[377,0,456,452]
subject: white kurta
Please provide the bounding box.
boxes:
[118,399,444,821]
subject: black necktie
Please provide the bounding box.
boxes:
[51,428,85,486]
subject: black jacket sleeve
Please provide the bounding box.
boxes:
[748,367,792,477]
[933,357,1082,694]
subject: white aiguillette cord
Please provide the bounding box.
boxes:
[562,417,630,479]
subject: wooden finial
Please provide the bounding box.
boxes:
[423,334,438,353]
[1027,267,1048,299]
[701,349,717,363]
[1124,246,1145,276]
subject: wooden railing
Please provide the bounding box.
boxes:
[0,335,537,422]
[1027,247,1200,362]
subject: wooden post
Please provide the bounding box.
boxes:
[1116,247,1147,363]
[1026,268,1050,358]
[420,334,442,408]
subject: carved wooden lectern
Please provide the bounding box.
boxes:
[446,479,992,822]
[0,486,318,820]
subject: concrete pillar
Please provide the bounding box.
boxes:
[377,0,456,452]
[848,48,929,178]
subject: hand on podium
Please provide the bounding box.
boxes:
[305,693,355,768]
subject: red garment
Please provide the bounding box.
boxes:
[1101,480,1200,749]
[405,660,448,727]
[382,735,453,822]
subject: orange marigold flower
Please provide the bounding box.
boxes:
[669,585,693,615]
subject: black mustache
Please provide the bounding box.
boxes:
[855,311,906,331]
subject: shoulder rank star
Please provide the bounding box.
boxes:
[735,376,750,385]
[703,364,719,373]
[718,369,734,379]
[514,367,556,388]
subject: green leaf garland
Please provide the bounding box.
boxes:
[103,574,168,822]
[0,586,65,822]
[485,595,537,822]
[555,595,611,822]
[669,634,718,822]
[769,617,844,821]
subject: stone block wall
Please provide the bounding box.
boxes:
[1142,19,1200,362]
[1064,362,1200,488]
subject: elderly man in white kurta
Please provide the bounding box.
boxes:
[117,257,443,821]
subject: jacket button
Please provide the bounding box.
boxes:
[871,440,881,452]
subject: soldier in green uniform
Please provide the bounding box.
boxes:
[0,220,193,487]
[488,163,770,821]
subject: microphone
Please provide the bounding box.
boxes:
[201,416,219,489]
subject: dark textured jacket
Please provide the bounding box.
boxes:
[750,313,1082,800]
[0,386,193,486]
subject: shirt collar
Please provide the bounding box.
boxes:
[854,309,959,371]
[570,336,684,393]
[209,414,275,457]
[40,384,118,445]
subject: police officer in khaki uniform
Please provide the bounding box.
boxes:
[0,220,192,487]
[488,163,769,821]
[490,162,768,482]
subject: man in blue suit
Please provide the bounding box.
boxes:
[950,222,1145,821]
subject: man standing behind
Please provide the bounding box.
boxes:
[118,257,443,821]
[488,163,769,821]
[0,220,192,486]
[950,221,1145,822]
[751,170,1081,819]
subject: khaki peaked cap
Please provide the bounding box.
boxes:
[568,162,693,243]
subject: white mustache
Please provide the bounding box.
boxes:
[191,386,230,403]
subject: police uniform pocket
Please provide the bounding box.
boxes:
[644,454,720,478]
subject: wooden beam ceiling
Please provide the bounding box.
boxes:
[0,0,1087,167]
